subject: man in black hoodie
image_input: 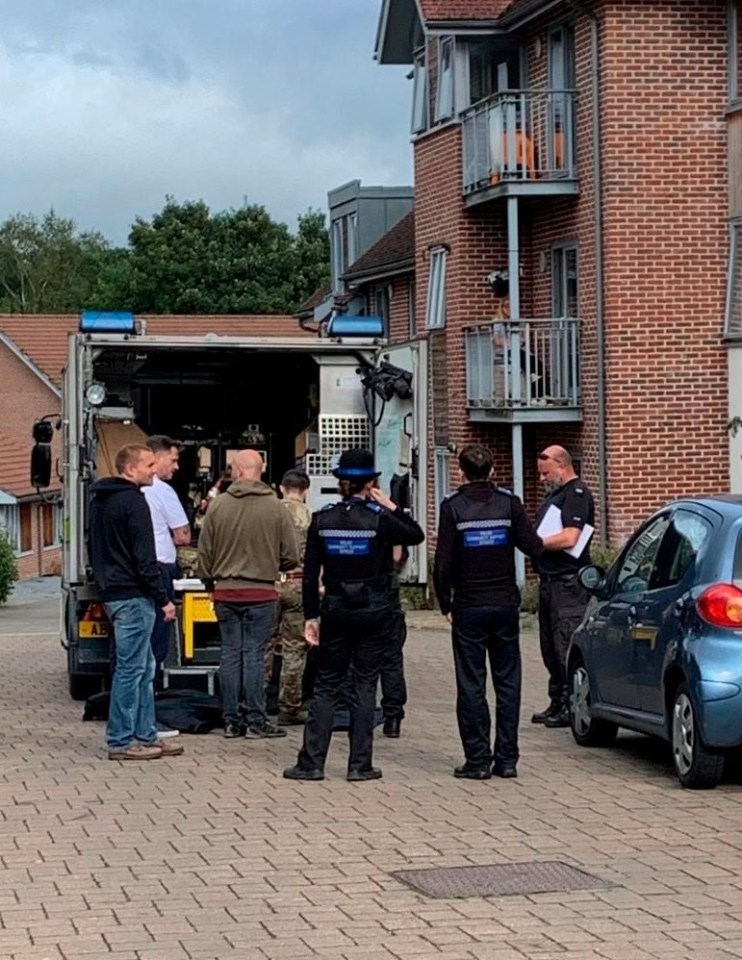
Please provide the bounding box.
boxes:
[434,444,543,781]
[89,444,184,761]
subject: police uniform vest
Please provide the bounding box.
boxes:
[446,485,515,587]
[316,499,390,601]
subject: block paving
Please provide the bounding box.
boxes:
[1,605,742,959]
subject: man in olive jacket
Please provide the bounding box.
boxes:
[197,449,300,738]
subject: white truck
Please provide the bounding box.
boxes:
[31,311,427,700]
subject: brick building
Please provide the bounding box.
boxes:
[374,0,742,549]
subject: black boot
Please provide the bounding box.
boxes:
[544,706,570,728]
[531,702,561,724]
[383,717,401,738]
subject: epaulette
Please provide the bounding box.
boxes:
[365,502,383,513]
[574,486,585,495]
[443,489,462,501]
[319,502,337,511]
[495,486,514,496]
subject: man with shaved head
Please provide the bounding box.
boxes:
[532,445,595,729]
[197,449,300,739]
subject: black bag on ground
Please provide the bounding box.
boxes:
[83,688,224,734]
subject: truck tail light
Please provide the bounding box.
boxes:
[696,584,742,627]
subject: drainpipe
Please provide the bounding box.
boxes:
[508,195,526,584]
[568,0,607,548]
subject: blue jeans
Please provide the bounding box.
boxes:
[104,597,158,749]
[215,601,277,727]
[452,604,521,769]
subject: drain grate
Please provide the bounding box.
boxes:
[391,861,608,899]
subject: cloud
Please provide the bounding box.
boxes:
[0,0,413,244]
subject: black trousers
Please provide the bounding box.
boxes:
[298,592,394,772]
[379,597,407,720]
[452,604,521,769]
[537,578,589,707]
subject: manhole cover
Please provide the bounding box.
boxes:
[391,861,608,899]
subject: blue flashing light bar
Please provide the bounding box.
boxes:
[79,311,136,334]
[327,315,384,338]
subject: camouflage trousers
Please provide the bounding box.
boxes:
[264,581,307,717]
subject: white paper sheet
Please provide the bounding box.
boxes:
[537,504,594,559]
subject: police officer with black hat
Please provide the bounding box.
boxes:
[532,445,595,728]
[434,443,543,780]
[283,448,425,782]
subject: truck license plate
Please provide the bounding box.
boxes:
[79,620,108,638]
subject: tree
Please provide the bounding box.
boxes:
[0,529,18,604]
[0,210,115,313]
[125,198,329,314]
[291,208,331,308]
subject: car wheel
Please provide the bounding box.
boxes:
[569,660,619,747]
[671,684,724,790]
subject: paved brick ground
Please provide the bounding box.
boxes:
[2,602,742,960]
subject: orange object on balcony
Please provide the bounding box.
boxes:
[490,131,536,183]
[553,131,565,170]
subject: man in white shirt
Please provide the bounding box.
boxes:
[143,436,191,687]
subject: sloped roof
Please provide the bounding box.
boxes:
[0,314,310,387]
[342,211,415,283]
[295,283,333,317]
[419,0,512,19]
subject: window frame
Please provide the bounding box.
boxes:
[725,220,742,335]
[435,36,454,122]
[411,48,429,135]
[730,0,742,104]
[426,247,448,330]
[552,242,578,317]
[434,447,452,531]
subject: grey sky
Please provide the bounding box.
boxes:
[0,0,413,245]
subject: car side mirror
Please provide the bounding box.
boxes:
[578,564,606,592]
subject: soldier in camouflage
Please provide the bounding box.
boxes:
[265,470,312,724]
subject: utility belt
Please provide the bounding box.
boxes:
[323,575,393,608]
[540,571,578,583]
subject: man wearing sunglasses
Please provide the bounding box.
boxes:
[532,446,595,729]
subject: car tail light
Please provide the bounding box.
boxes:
[696,584,742,627]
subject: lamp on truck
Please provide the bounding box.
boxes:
[85,382,107,407]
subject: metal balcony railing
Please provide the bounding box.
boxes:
[462,90,576,194]
[465,318,581,410]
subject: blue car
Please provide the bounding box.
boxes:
[568,495,742,789]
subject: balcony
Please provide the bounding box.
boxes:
[461,90,578,205]
[465,318,582,423]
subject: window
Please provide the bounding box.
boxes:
[434,447,452,530]
[552,244,578,317]
[0,505,19,553]
[654,510,712,589]
[374,284,391,335]
[548,25,575,172]
[730,0,742,102]
[615,516,670,594]
[435,37,454,122]
[426,247,447,329]
[331,218,344,290]
[19,503,32,554]
[347,213,358,266]
[726,221,742,334]
[408,280,416,339]
[411,50,428,134]
[42,502,61,547]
